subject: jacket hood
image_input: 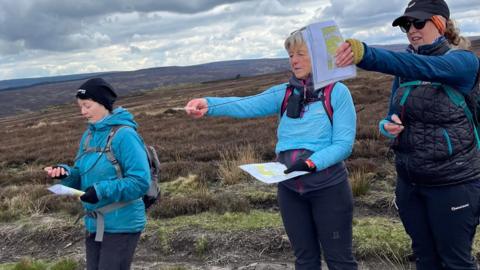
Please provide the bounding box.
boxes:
[88,107,137,131]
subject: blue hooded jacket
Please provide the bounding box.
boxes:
[60,107,151,233]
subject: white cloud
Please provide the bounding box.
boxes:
[0,0,479,80]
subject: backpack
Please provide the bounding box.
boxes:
[280,83,336,124]
[78,125,160,242]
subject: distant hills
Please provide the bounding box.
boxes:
[0,43,414,93]
[0,72,110,92]
[0,38,478,118]
[0,59,288,91]
[0,58,290,117]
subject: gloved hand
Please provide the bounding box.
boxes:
[345,38,365,64]
[80,186,99,204]
[143,196,157,209]
[284,159,316,174]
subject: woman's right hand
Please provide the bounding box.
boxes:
[335,42,354,67]
[185,98,208,118]
[336,39,365,67]
[384,114,404,137]
[44,166,68,179]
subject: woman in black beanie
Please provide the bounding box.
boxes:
[45,78,151,270]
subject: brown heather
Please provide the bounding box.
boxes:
[0,70,396,219]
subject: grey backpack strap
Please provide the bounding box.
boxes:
[104,125,130,179]
[85,125,136,242]
[86,200,135,242]
[82,130,110,154]
[83,130,92,152]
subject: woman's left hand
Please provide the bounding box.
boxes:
[335,42,354,67]
[80,186,99,204]
[284,159,316,174]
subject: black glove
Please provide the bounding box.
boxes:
[284,159,316,174]
[143,196,157,210]
[80,186,99,204]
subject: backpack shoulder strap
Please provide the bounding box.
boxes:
[280,85,293,116]
[443,85,480,149]
[82,130,103,153]
[320,83,335,125]
[104,125,131,179]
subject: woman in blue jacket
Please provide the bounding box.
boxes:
[45,78,151,270]
[186,29,357,269]
[336,0,480,269]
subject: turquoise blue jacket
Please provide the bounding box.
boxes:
[206,82,356,172]
[60,107,150,233]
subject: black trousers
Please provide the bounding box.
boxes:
[85,232,141,270]
[278,180,358,270]
[396,177,480,270]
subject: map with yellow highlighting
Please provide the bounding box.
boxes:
[239,162,309,184]
[322,26,344,70]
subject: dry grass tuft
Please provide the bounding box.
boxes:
[349,168,375,197]
[217,144,260,185]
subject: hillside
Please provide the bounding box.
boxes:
[0,58,288,118]
[0,69,413,269]
[1,40,480,269]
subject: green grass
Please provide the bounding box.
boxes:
[149,210,283,232]
[353,217,411,262]
[0,258,78,270]
[194,234,209,256]
[148,211,414,262]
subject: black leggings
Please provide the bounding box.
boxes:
[85,232,141,270]
[278,180,357,270]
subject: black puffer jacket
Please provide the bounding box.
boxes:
[391,41,480,186]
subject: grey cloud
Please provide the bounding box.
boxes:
[0,40,26,55]
[130,46,141,54]
[0,0,253,52]
[36,0,255,17]
[320,0,405,28]
[318,0,480,36]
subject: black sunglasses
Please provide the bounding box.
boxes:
[399,19,430,33]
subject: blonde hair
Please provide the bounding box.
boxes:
[284,29,306,51]
[444,19,471,50]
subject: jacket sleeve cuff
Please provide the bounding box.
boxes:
[379,119,397,139]
[93,183,103,201]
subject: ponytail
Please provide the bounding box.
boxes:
[444,19,471,50]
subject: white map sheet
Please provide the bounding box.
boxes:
[48,184,84,196]
[239,162,309,184]
[302,20,356,89]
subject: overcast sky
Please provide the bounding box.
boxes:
[0,0,478,80]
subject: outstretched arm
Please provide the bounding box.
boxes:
[336,39,479,93]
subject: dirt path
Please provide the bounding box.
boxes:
[0,215,414,270]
